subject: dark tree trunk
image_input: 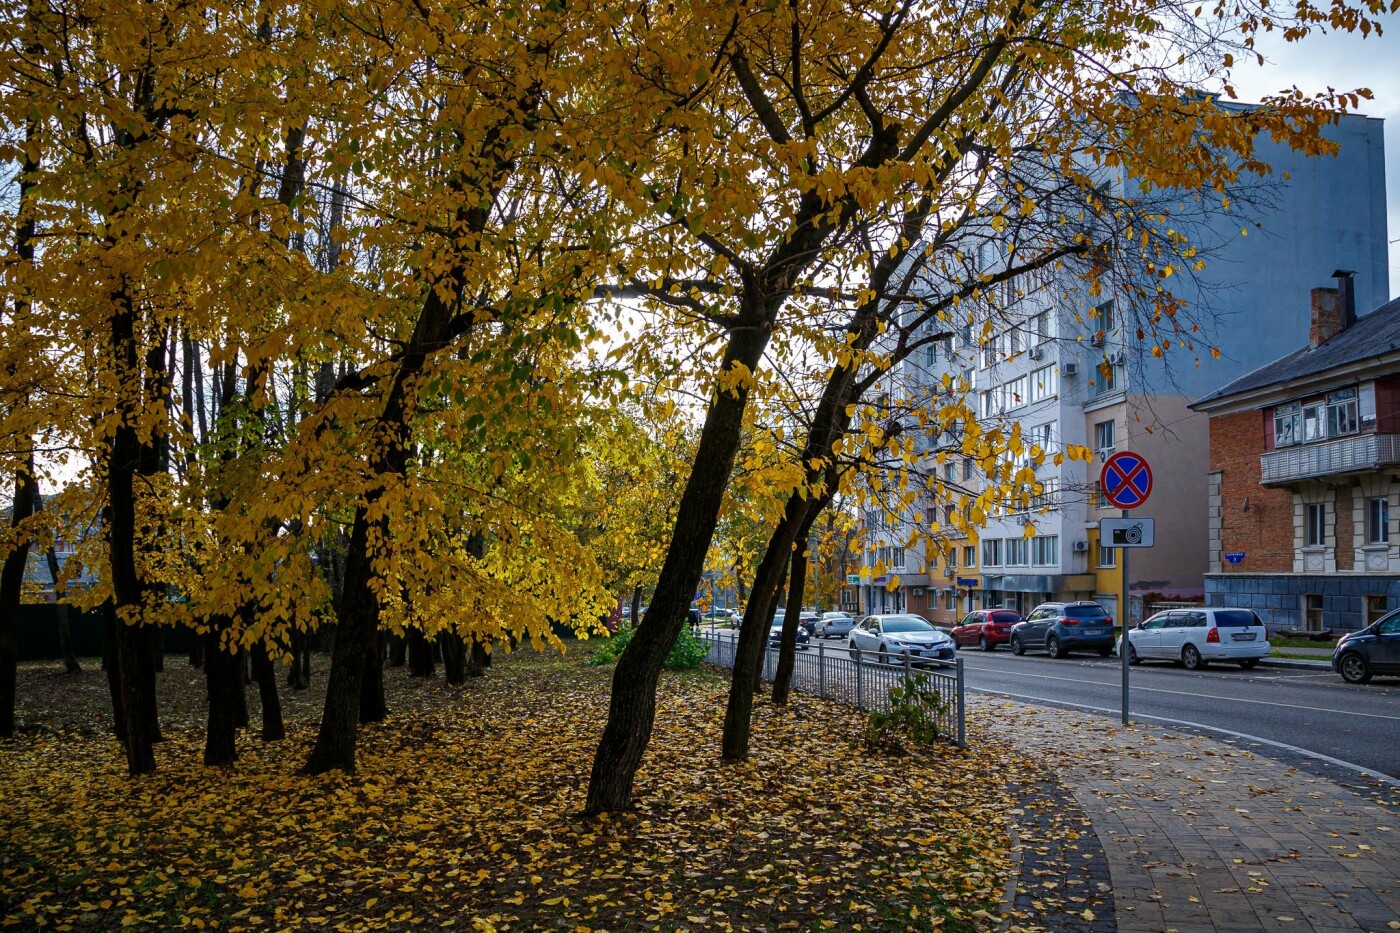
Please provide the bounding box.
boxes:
[0,452,37,738]
[774,510,821,706]
[251,642,284,741]
[630,586,642,627]
[187,633,203,669]
[234,650,250,729]
[466,637,489,676]
[407,629,434,677]
[286,629,310,689]
[152,627,165,673]
[440,631,466,685]
[116,622,159,772]
[203,628,239,767]
[387,632,407,667]
[102,603,126,744]
[360,630,386,723]
[56,603,81,675]
[586,323,770,814]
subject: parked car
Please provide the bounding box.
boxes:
[1332,610,1400,684]
[950,609,1022,651]
[798,611,820,634]
[1117,607,1270,670]
[848,614,955,664]
[815,612,855,638]
[769,621,811,650]
[702,608,735,626]
[1010,601,1115,658]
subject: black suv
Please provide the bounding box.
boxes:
[1010,601,1116,658]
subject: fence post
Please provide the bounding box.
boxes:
[855,651,863,710]
[903,651,912,686]
[818,642,826,699]
[956,656,966,749]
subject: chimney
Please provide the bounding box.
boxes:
[1309,270,1356,348]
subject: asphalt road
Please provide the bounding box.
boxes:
[957,649,1400,780]
[703,626,1400,780]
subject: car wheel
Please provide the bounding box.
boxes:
[849,644,861,662]
[1339,652,1372,684]
[1127,644,1141,665]
[1182,644,1206,670]
[1011,636,1025,656]
[1238,658,1258,670]
[1047,635,1066,659]
[979,635,993,652]
[1098,645,1112,658]
[878,642,890,664]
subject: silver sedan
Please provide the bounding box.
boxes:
[849,614,955,664]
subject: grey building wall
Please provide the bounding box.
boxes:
[1204,573,1400,632]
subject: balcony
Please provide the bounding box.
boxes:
[1260,433,1400,486]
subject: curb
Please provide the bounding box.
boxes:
[1259,656,1332,670]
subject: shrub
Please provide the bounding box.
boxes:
[863,675,947,754]
[586,623,709,670]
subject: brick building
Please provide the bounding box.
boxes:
[1191,273,1400,632]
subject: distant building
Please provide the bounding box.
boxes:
[1191,277,1400,632]
[858,108,1389,626]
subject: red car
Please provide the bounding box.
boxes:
[950,609,1023,651]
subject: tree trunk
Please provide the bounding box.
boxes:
[116,622,159,773]
[440,631,466,685]
[387,632,406,667]
[774,510,821,706]
[234,650,250,729]
[407,629,434,677]
[56,603,81,675]
[0,452,37,738]
[203,628,239,766]
[188,634,203,669]
[466,637,489,676]
[360,630,386,723]
[102,603,126,744]
[286,628,310,689]
[586,323,770,814]
[251,642,284,741]
[629,586,642,627]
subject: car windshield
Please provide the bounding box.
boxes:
[990,611,1020,622]
[1065,605,1108,619]
[1214,609,1260,628]
[883,616,934,633]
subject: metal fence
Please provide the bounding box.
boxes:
[699,630,966,748]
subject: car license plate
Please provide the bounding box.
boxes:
[1084,629,1107,636]
[1232,632,1256,641]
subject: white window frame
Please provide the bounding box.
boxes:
[982,538,1003,567]
[1305,502,1326,547]
[1031,535,1059,566]
[1367,496,1390,545]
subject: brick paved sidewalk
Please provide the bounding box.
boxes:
[972,698,1400,932]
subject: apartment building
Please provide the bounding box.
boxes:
[858,109,1389,626]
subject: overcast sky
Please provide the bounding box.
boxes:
[1228,14,1399,299]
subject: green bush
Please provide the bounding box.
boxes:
[586,623,709,671]
[664,625,709,670]
[864,675,947,754]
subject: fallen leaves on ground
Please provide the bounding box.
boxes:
[0,651,1065,931]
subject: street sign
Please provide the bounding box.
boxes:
[1100,451,1153,510]
[1224,551,1245,565]
[1099,517,1154,548]
[847,573,861,585]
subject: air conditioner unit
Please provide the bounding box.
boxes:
[1089,334,1104,348]
[1072,539,1089,553]
[1109,351,1125,365]
[1028,346,1044,360]
[1062,362,1079,376]
[913,587,925,596]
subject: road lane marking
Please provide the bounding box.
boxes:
[958,663,1400,720]
[966,686,1400,786]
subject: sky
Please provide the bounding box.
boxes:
[1228,14,1400,299]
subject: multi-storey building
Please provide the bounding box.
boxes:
[858,109,1389,626]
[1191,280,1400,631]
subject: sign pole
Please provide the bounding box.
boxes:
[1121,507,1130,725]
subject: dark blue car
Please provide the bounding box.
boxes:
[1010,601,1116,658]
[1332,610,1400,684]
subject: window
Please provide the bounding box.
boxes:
[1008,328,1024,355]
[1305,502,1326,547]
[1092,481,1108,509]
[892,547,905,569]
[962,545,976,567]
[1031,477,1060,509]
[962,460,973,481]
[944,461,956,481]
[1304,594,1324,631]
[1094,420,1115,457]
[1030,366,1058,400]
[1031,535,1059,566]
[1327,388,1359,437]
[1005,375,1028,408]
[979,390,990,420]
[1366,595,1390,625]
[1097,539,1116,568]
[944,504,955,526]
[1031,311,1051,343]
[1367,496,1390,545]
[1095,362,1118,395]
[1031,421,1057,454]
[982,539,1003,567]
[1274,402,1301,447]
[1005,537,1029,565]
[1302,400,1325,442]
[1094,299,1115,337]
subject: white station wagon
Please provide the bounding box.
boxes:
[1118,607,1271,670]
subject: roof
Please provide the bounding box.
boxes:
[1193,296,1400,408]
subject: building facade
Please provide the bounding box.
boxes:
[1192,281,1400,632]
[858,109,1389,626]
